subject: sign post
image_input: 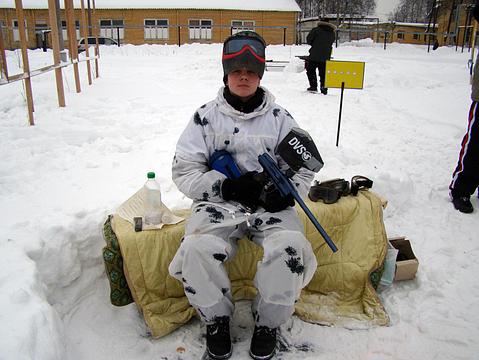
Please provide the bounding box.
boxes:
[324,60,365,147]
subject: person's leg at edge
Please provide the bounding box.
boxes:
[449,101,479,213]
[318,61,327,94]
[306,60,318,91]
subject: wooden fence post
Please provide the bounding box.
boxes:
[80,0,92,85]
[65,0,81,93]
[14,0,34,125]
[92,0,99,78]
[0,25,9,81]
[48,0,66,107]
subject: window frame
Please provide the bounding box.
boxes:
[61,20,80,40]
[188,18,212,40]
[13,19,28,41]
[231,20,255,34]
[144,19,169,40]
[99,19,124,40]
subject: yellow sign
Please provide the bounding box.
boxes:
[325,60,365,89]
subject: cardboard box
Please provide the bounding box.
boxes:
[388,236,419,281]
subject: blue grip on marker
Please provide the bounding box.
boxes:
[209,150,242,179]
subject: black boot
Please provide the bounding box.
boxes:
[206,316,232,359]
[452,196,474,213]
[249,326,276,360]
[320,87,328,95]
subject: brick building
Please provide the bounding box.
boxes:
[0,0,301,50]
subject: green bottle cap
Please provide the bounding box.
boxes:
[147,172,155,179]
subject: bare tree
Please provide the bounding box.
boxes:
[296,0,377,19]
[389,0,475,23]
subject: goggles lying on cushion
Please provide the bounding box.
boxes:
[308,176,373,204]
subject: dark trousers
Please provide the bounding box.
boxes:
[306,60,326,89]
[450,101,479,198]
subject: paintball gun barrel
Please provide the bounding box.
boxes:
[210,127,338,253]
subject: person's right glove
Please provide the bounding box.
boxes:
[221,172,262,209]
[261,186,295,213]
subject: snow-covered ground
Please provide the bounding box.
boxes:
[0,40,478,360]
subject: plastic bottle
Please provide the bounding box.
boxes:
[144,172,163,225]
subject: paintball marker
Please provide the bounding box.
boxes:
[210,127,337,253]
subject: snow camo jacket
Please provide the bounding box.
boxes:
[172,86,315,208]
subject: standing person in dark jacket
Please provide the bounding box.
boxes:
[449,1,479,213]
[306,19,336,94]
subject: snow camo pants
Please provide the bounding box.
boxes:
[168,203,317,329]
[450,101,479,198]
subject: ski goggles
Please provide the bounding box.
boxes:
[222,37,266,62]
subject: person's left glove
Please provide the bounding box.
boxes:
[261,187,295,213]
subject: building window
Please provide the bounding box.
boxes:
[100,19,124,40]
[61,20,80,40]
[144,19,169,40]
[188,19,212,40]
[413,33,419,40]
[231,20,255,34]
[0,20,6,41]
[35,20,48,33]
[13,19,28,41]
[397,32,404,40]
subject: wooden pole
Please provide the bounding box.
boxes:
[0,24,9,81]
[14,0,34,125]
[92,0,99,78]
[80,0,92,85]
[65,0,81,93]
[48,0,66,107]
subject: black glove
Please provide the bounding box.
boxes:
[221,172,262,208]
[261,187,295,213]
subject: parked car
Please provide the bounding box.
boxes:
[78,36,118,52]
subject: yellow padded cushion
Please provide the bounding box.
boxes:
[111,190,389,338]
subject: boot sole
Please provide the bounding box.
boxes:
[249,348,275,360]
[207,347,233,360]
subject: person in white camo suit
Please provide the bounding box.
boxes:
[168,31,318,360]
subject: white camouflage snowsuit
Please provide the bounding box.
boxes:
[168,86,318,329]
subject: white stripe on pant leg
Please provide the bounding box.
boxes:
[451,101,478,189]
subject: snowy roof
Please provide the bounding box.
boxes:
[0,0,301,12]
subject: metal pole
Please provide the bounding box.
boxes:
[177,25,180,47]
[283,27,286,46]
[384,31,387,50]
[116,26,120,45]
[336,82,345,147]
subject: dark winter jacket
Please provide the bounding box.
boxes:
[306,22,335,62]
